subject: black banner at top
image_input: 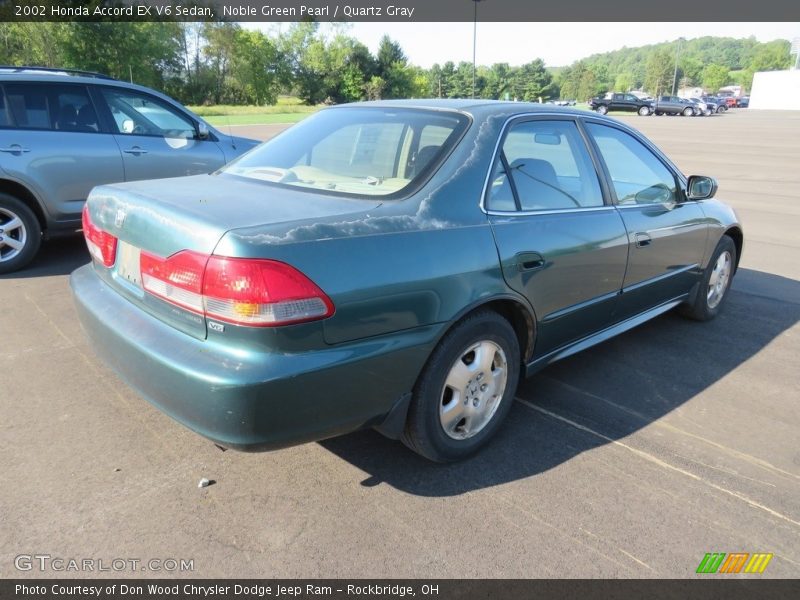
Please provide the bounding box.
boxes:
[2,0,799,22]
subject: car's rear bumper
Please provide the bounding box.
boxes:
[70,264,440,450]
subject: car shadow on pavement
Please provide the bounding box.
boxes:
[319,269,799,496]
[0,235,88,279]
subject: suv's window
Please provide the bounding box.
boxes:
[487,120,603,212]
[100,89,195,139]
[586,123,677,205]
[223,108,468,197]
[625,94,638,102]
[3,83,97,132]
[613,94,623,101]
[0,89,8,127]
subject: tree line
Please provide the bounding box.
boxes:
[0,23,792,106]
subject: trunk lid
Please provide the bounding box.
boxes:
[87,173,380,339]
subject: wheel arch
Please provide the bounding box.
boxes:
[724,225,744,273]
[0,179,48,232]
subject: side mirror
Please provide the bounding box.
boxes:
[196,121,210,140]
[686,175,718,200]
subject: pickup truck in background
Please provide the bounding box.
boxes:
[653,95,698,116]
[588,92,655,116]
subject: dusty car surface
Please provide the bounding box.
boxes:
[71,100,743,462]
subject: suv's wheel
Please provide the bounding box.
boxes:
[683,107,694,116]
[402,310,521,462]
[638,106,651,116]
[0,194,42,274]
[596,105,608,115]
[679,236,736,321]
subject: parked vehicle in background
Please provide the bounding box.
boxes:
[71,99,743,462]
[737,96,750,108]
[687,98,711,116]
[0,66,260,274]
[653,95,697,116]
[589,92,654,116]
[724,97,738,109]
[701,96,726,113]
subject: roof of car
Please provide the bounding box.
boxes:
[327,98,590,119]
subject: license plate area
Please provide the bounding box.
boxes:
[115,241,142,288]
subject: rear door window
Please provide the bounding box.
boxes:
[487,119,604,211]
[3,83,97,132]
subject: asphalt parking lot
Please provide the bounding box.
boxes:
[1,110,798,579]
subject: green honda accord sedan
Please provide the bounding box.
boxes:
[70,100,743,462]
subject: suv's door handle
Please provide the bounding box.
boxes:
[516,252,545,271]
[635,233,652,248]
[0,145,31,154]
[123,147,148,155]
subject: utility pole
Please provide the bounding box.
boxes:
[472,0,484,99]
[671,38,682,96]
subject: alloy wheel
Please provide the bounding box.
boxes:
[439,340,508,440]
[0,207,28,263]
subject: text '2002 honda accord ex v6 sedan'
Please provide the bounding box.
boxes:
[71,100,743,462]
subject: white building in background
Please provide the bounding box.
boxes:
[749,71,800,110]
[719,85,744,98]
[678,87,705,99]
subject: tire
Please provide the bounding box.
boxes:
[638,106,651,116]
[402,310,521,462]
[655,111,663,116]
[679,236,736,322]
[596,105,608,115]
[0,193,42,274]
[683,107,694,116]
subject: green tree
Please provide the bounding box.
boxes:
[701,64,730,93]
[644,48,675,96]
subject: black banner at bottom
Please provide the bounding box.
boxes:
[2,580,799,600]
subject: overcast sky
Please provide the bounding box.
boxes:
[252,22,799,68]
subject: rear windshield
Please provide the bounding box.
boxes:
[222,107,469,198]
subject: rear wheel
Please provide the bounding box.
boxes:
[0,194,41,274]
[679,236,736,321]
[402,310,521,462]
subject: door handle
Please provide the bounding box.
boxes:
[516,252,545,271]
[0,145,31,154]
[123,147,148,155]
[635,233,652,248]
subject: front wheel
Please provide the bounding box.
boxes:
[683,107,694,116]
[402,311,521,462]
[0,194,42,274]
[596,105,608,115]
[638,106,651,116]
[679,236,736,321]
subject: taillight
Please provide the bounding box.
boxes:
[141,250,208,314]
[139,251,334,327]
[82,204,117,267]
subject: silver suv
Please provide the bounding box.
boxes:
[0,67,260,273]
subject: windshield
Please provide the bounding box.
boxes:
[222,107,469,197]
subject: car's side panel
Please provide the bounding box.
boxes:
[488,209,629,355]
[0,129,125,224]
[216,224,513,346]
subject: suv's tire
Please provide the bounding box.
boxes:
[679,236,736,322]
[402,310,521,462]
[0,194,42,274]
[638,106,651,116]
[596,105,608,115]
